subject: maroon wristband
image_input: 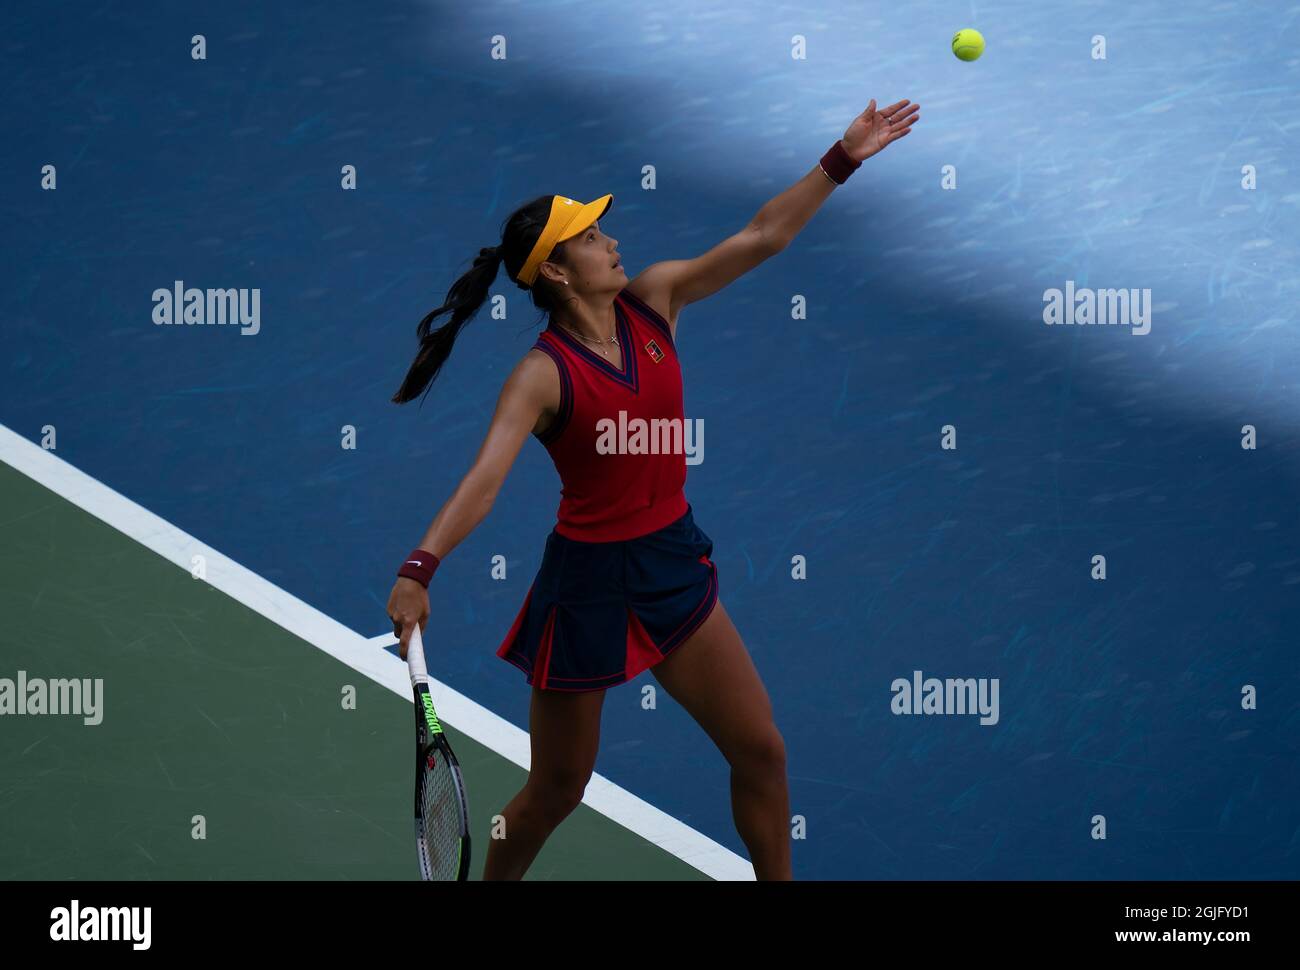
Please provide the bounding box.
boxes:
[397,549,440,588]
[819,139,862,185]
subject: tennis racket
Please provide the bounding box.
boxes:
[405,622,471,881]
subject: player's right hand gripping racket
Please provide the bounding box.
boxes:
[406,623,471,881]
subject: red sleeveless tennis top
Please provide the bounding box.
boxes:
[530,288,689,542]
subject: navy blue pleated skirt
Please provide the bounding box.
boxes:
[496,504,719,692]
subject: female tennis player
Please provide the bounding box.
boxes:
[387,98,919,880]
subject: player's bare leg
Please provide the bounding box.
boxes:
[650,599,793,880]
[482,685,606,880]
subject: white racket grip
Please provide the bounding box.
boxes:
[407,623,430,686]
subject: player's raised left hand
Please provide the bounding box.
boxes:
[841,98,920,161]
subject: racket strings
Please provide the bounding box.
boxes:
[418,758,464,879]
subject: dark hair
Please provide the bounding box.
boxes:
[392,194,570,405]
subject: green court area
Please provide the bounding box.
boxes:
[0,462,707,880]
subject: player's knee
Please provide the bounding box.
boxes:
[529,771,590,821]
[741,726,787,777]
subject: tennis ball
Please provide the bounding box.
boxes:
[952,28,985,62]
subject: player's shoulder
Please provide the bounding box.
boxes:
[509,340,563,393]
[618,280,675,341]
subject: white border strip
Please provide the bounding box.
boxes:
[0,423,753,881]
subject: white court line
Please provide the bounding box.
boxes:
[0,423,754,881]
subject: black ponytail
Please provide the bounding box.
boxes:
[392,195,569,405]
[391,246,503,404]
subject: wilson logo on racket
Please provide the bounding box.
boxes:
[421,693,442,733]
[644,338,664,362]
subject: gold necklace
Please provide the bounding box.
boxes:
[559,322,619,360]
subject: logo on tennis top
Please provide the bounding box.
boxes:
[644,338,664,363]
[421,692,442,734]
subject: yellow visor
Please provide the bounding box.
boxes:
[518,194,614,287]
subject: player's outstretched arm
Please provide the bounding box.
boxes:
[388,352,558,657]
[626,98,920,336]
